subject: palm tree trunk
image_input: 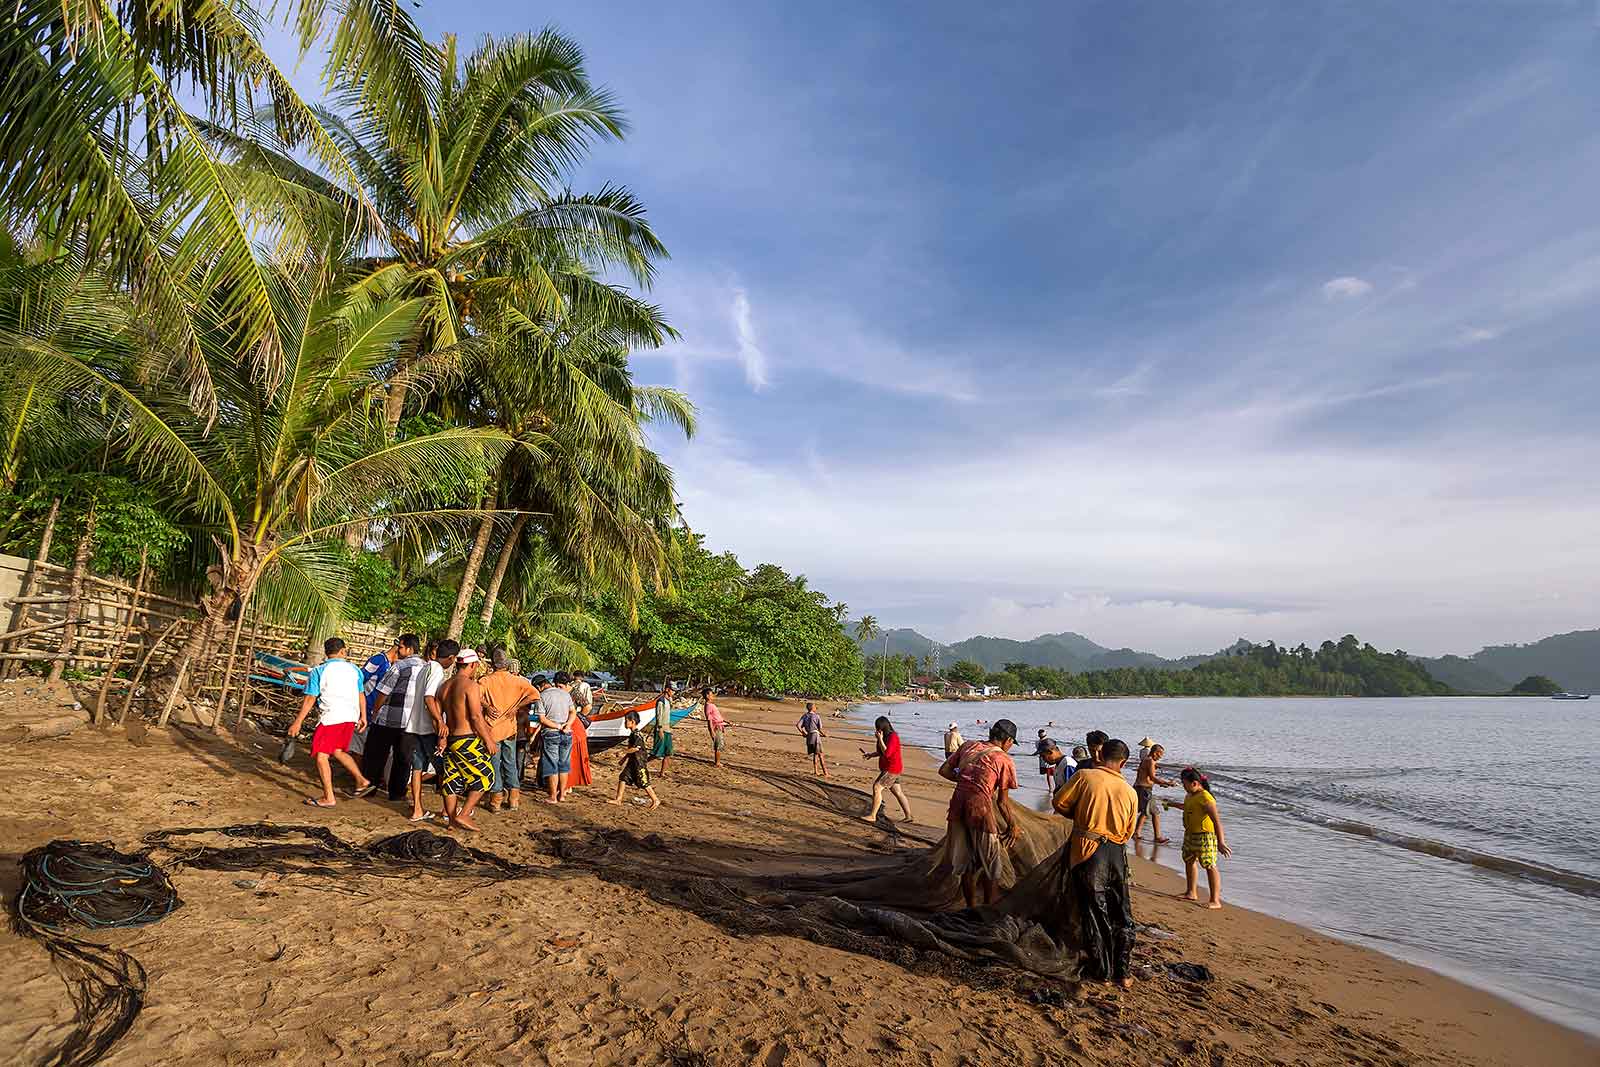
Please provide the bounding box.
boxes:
[447,512,495,640]
[478,512,530,630]
[383,379,409,434]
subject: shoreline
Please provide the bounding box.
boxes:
[0,686,1594,1066]
[842,698,1600,1054]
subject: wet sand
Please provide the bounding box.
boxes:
[1,685,1594,1066]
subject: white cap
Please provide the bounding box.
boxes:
[457,648,480,664]
[947,721,959,730]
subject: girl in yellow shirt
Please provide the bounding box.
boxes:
[1163,767,1231,909]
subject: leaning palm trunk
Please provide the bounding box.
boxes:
[170,543,266,699]
[447,511,496,640]
[478,512,530,630]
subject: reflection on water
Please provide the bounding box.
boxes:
[865,696,1600,1036]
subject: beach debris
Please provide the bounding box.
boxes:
[1164,961,1213,983]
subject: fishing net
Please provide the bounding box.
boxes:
[13,841,181,1067]
[538,766,1103,983]
[12,825,542,1067]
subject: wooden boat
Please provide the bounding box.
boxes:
[584,697,696,751]
[251,651,309,692]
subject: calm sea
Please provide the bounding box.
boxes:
[861,696,1600,1035]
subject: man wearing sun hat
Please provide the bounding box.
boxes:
[438,647,494,831]
[1133,736,1175,843]
[943,720,964,756]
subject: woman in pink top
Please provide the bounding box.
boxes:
[860,715,914,824]
[702,687,729,767]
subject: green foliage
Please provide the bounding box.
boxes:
[593,531,862,696]
[865,653,914,693]
[1510,674,1561,696]
[972,637,1452,698]
[0,473,188,580]
[947,659,986,686]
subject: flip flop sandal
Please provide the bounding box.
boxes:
[350,785,379,799]
[407,812,436,823]
[304,798,337,808]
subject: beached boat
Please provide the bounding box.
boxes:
[1552,692,1590,700]
[252,651,309,692]
[585,697,696,751]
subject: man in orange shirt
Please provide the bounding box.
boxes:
[1052,737,1139,987]
[480,648,538,812]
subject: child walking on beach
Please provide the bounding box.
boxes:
[1163,767,1231,909]
[610,711,661,809]
[701,687,729,768]
[797,702,828,777]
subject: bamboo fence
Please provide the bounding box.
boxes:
[0,514,398,730]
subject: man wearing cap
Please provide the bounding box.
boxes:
[438,648,494,832]
[481,647,538,812]
[943,721,964,756]
[937,719,1021,909]
[1033,728,1058,785]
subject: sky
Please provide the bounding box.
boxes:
[404,0,1600,656]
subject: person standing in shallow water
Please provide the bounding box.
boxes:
[1165,767,1231,908]
[1052,737,1139,987]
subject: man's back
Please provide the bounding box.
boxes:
[1058,767,1137,852]
[441,671,476,735]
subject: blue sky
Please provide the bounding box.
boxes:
[402,1,1600,655]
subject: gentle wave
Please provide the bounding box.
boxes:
[1207,771,1600,900]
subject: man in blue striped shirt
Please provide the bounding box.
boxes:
[362,633,423,801]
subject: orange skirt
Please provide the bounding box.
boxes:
[569,715,593,787]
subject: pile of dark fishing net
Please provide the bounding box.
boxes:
[12,824,539,1067]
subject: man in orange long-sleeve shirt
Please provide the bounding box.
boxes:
[1053,737,1139,986]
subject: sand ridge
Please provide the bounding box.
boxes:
[1,688,1593,1066]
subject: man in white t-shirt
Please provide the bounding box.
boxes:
[399,638,456,823]
[287,637,375,807]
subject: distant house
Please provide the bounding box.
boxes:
[951,682,978,698]
[976,684,1000,697]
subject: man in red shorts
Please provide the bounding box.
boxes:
[287,637,375,807]
[938,718,1021,909]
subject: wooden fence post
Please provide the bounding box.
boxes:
[116,618,184,725]
[93,548,147,725]
[1,497,58,681]
[233,615,263,730]
[210,600,251,732]
[46,504,94,684]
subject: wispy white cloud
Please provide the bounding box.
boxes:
[1321,275,1374,300]
[730,288,769,389]
[1455,325,1501,346]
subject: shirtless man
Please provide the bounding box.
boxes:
[437,648,495,832]
[1132,742,1176,843]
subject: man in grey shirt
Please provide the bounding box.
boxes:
[536,671,576,803]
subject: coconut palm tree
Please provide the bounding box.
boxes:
[0,253,515,690]
[0,0,394,413]
[210,19,673,432]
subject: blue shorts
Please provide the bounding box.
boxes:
[490,738,519,793]
[538,730,573,779]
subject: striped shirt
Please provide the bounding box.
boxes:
[372,654,426,730]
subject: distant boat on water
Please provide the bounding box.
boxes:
[1552,692,1590,700]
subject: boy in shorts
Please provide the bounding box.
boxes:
[287,638,375,807]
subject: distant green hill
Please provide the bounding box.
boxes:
[1422,630,1600,693]
[1419,655,1512,693]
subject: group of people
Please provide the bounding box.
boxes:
[286,635,708,830]
[933,716,1232,988]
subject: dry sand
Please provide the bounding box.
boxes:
[1,684,1594,1067]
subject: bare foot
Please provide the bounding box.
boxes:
[859,814,879,823]
[647,798,662,810]
[606,799,623,806]
[1117,977,1135,990]
[1178,892,1199,902]
[1205,901,1223,910]
[1155,836,1171,844]
[449,814,479,832]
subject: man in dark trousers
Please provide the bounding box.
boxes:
[362,633,424,802]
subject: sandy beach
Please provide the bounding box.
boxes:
[2,684,1594,1067]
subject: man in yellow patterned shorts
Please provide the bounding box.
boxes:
[438,648,493,832]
